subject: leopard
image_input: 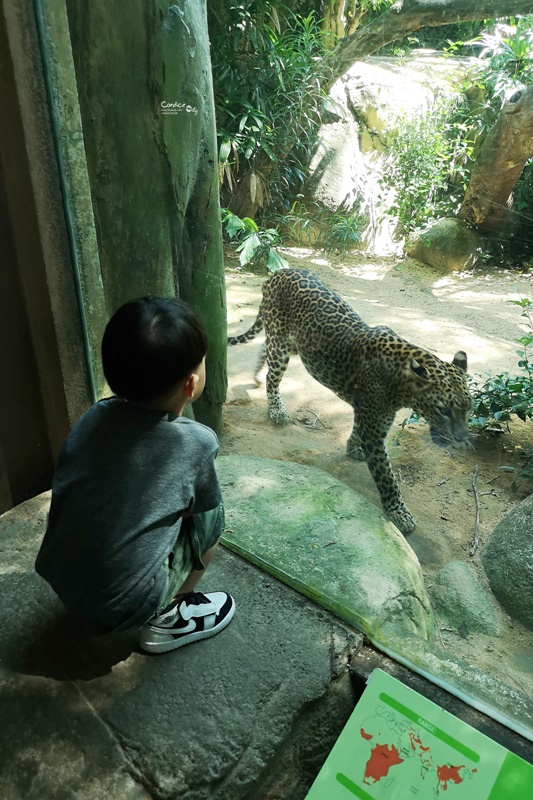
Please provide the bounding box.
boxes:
[228,268,472,535]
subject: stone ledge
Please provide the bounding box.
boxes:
[0,489,364,799]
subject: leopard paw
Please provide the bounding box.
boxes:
[269,405,292,425]
[386,506,416,535]
[346,442,366,461]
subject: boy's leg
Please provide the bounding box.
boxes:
[175,539,219,595]
[156,504,225,611]
[139,504,235,654]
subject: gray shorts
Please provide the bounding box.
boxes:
[157,503,224,612]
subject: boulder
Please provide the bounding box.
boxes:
[481,494,533,631]
[0,492,362,800]
[429,560,502,636]
[217,455,435,641]
[406,217,483,272]
[304,52,472,252]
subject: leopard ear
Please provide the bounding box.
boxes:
[452,351,468,373]
[409,357,429,382]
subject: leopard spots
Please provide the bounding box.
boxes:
[228,269,472,534]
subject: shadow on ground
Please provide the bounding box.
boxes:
[0,571,136,681]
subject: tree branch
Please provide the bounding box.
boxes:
[458,85,533,228]
[325,0,533,86]
[469,465,481,557]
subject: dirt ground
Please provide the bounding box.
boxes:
[221,246,533,709]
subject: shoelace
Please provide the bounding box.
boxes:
[177,592,211,607]
[152,592,215,627]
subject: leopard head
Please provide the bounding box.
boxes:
[405,350,472,447]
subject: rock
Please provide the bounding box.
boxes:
[304,53,472,253]
[0,492,362,800]
[406,217,483,272]
[429,560,502,635]
[481,494,533,631]
[217,455,435,641]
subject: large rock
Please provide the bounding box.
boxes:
[305,53,472,252]
[406,217,483,272]
[429,560,502,635]
[0,492,361,800]
[482,494,533,631]
[217,455,435,641]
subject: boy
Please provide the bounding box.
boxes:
[35,297,235,654]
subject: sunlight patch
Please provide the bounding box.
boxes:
[432,275,455,289]
[414,319,438,332]
[282,247,314,260]
[341,262,392,281]
[434,289,524,304]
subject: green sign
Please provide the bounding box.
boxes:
[305,669,533,800]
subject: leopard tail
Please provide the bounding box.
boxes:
[227,308,264,345]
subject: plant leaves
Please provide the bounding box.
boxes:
[237,232,261,265]
[219,139,232,163]
[224,214,246,238]
[266,248,289,272]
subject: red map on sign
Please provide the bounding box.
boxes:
[363,741,404,783]
[359,716,473,797]
[437,764,466,790]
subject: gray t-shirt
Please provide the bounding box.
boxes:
[35,397,222,630]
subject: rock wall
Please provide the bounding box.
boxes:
[305,52,474,253]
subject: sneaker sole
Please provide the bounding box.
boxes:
[139,597,235,654]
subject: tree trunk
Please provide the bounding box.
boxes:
[458,86,533,231]
[323,0,533,91]
[321,1,353,50]
[65,0,226,431]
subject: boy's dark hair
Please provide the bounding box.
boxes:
[102,297,208,403]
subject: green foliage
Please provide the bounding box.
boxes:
[212,8,533,258]
[379,20,488,57]
[470,370,533,427]
[470,298,533,484]
[320,210,364,253]
[209,3,330,210]
[470,299,533,427]
[273,200,364,254]
[380,96,473,235]
[468,18,533,100]
[221,209,288,272]
[513,159,533,218]
[442,17,533,151]
[381,18,533,246]
[278,199,318,246]
[461,19,533,256]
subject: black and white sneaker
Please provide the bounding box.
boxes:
[139,591,235,654]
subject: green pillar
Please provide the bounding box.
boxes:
[63,0,227,428]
